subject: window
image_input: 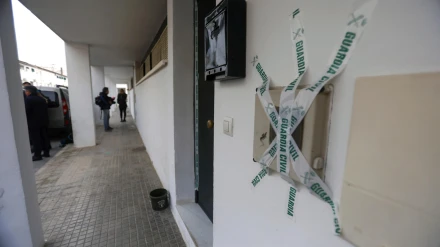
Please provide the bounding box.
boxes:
[20,65,24,70]
[144,55,151,75]
[31,68,35,72]
[138,19,168,79]
[151,26,168,68]
[40,91,59,104]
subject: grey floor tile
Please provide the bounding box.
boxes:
[40,115,185,247]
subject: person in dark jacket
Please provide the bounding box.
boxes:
[117,88,128,122]
[24,85,50,161]
[22,82,53,152]
[22,82,31,104]
[100,87,114,132]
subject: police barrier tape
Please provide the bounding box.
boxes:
[252,0,377,235]
[255,7,309,219]
[278,8,309,219]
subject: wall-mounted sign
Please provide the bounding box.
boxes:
[204,0,246,81]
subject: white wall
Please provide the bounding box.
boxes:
[134,1,195,245]
[104,66,132,114]
[128,88,134,116]
[135,67,174,191]
[171,0,194,205]
[129,62,139,119]
[137,0,196,205]
[213,0,440,246]
[0,1,44,246]
[91,66,105,124]
[65,43,96,148]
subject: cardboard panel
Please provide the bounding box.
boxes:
[341,72,440,247]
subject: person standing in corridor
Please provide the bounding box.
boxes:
[117,88,128,122]
[24,85,50,161]
[100,87,114,132]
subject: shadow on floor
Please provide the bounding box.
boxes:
[33,138,63,173]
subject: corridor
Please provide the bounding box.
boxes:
[35,115,185,247]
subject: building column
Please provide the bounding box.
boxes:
[104,67,118,115]
[0,1,44,246]
[131,62,140,120]
[170,0,195,203]
[65,43,96,147]
[91,66,105,125]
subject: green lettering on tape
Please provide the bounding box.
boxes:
[256,63,268,82]
[269,144,277,157]
[287,186,297,217]
[252,168,268,187]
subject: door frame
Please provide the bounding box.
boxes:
[194,0,216,221]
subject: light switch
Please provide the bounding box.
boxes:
[223,117,233,137]
[223,121,229,132]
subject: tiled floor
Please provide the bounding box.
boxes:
[35,113,185,247]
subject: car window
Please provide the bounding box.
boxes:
[61,89,69,103]
[40,91,59,103]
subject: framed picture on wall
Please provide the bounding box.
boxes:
[204,0,246,81]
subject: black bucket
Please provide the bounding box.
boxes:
[149,188,169,211]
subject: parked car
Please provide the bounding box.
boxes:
[37,85,72,134]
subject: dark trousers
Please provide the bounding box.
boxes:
[29,127,49,156]
[119,105,127,120]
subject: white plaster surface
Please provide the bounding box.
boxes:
[171,0,195,205]
[65,43,96,148]
[135,67,173,192]
[177,202,213,247]
[91,66,105,125]
[128,88,135,117]
[130,62,139,120]
[212,0,440,246]
[19,0,167,66]
[104,66,132,114]
[134,1,196,246]
[0,1,44,246]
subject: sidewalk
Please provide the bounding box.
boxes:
[35,114,185,247]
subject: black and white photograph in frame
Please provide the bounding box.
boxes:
[205,10,226,71]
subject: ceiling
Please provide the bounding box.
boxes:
[19,0,167,66]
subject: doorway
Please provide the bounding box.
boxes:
[195,0,216,222]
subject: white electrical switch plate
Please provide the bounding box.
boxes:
[223,121,229,132]
[223,117,233,137]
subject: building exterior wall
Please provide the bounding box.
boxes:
[130,62,141,119]
[91,66,105,125]
[131,0,440,246]
[65,43,96,148]
[128,88,134,116]
[134,1,196,245]
[19,62,68,87]
[0,1,44,246]
[135,67,173,190]
[211,0,440,246]
[104,67,132,115]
